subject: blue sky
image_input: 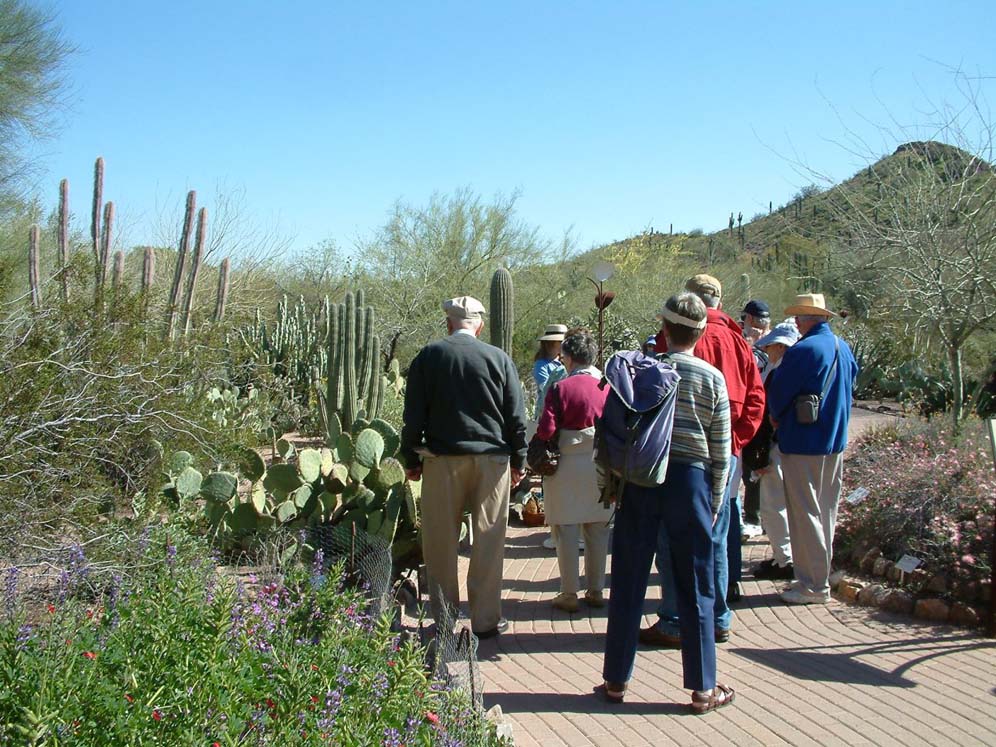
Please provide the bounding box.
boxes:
[35,1,996,258]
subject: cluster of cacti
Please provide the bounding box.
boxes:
[318,290,385,440]
[25,158,231,331]
[243,294,331,406]
[489,267,514,355]
[162,414,421,569]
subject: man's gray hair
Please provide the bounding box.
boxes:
[796,314,827,325]
[561,328,597,367]
[451,316,483,331]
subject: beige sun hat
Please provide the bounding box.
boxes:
[784,293,837,317]
[537,323,568,342]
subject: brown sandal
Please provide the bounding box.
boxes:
[598,681,627,704]
[690,684,735,714]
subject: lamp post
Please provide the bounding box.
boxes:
[589,261,615,370]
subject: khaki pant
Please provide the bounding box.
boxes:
[550,521,610,595]
[758,447,792,567]
[780,450,844,596]
[421,453,510,632]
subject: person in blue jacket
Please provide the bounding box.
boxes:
[766,294,858,605]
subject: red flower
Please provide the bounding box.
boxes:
[82,651,96,660]
[387,660,396,667]
[152,710,162,721]
[46,604,55,614]
[310,695,319,704]
[212,743,220,747]
[124,693,134,703]
[425,711,439,725]
[310,664,319,672]
[266,698,276,709]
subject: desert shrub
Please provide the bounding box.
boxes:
[0,526,508,746]
[836,418,995,588]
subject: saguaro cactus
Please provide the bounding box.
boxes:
[342,292,359,427]
[99,201,114,290]
[489,266,514,354]
[112,250,125,294]
[181,207,208,335]
[58,178,69,303]
[166,191,196,339]
[28,225,41,309]
[141,247,156,294]
[91,157,103,285]
[213,257,230,322]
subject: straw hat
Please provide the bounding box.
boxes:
[537,324,568,342]
[784,293,836,317]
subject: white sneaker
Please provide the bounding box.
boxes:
[542,536,557,550]
[780,587,830,605]
[741,523,763,540]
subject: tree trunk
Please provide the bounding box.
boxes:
[949,344,964,431]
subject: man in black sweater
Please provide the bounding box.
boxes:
[401,295,527,638]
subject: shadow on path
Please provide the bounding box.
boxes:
[484,690,689,717]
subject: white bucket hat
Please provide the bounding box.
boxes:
[537,324,567,342]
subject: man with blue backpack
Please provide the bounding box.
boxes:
[599,292,736,714]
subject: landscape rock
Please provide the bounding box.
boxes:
[981,580,991,603]
[909,568,929,587]
[857,583,889,607]
[485,704,515,742]
[850,538,875,564]
[881,589,915,615]
[838,581,863,603]
[948,602,980,628]
[886,564,903,583]
[828,570,847,589]
[872,557,893,578]
[924,574,948,594]
[860,547,882,574]
[914,598,950,623]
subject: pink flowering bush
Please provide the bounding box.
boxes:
[837,419,995,592]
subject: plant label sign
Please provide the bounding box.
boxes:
[845,487,870,505]
[895,554,922,574]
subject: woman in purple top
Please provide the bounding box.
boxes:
[535,328,612,612]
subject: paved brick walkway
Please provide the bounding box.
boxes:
[459,530,996,746]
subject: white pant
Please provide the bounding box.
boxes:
[758,447,792,566]
[780,450,844,596]
[550,522,610,595]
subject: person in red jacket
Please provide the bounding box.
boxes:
[643,274,765,646]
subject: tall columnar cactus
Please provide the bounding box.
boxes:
[58,178,69,303]
[141,247,156,294]
[213,257,230,322]
[181,207,208,335]
[91,157,103,287]
[112,250,125,294]
[99,201,114,290]
[342,292,359,427]
[166,190,196,339]
[738,273,751,306]
[28,225,41,309]
[489,266,514,354]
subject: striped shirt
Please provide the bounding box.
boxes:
[659,350,732,510]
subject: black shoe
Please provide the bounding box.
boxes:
[754,561,794,580]
[473,618,509,639]
[726,582,741,604]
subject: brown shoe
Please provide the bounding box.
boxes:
[638,624,681,648]
[584,589,606,608]
[552,592,579,613]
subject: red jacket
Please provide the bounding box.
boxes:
[655,308,764,455]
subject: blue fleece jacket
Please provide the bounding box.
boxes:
[767,322,858,455]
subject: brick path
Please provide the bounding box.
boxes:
[463,529,996,746]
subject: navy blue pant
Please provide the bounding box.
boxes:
[602,464,717,692]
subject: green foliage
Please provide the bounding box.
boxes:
[0,527,509,745]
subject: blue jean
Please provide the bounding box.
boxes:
[602,465,716,692]
[655,455,738,634]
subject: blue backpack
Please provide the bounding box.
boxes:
[594,350,681,487]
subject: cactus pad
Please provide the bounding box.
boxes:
[354,428,385,468]
[297,448,323,483]
[264,464,303,495]
[175,467,203,500]
[201,471,238,504]
[368,418,401,458]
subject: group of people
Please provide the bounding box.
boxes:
[399,274,858,714]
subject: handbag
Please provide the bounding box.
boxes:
[527,430,560,475]
[794,337,840,425]
[527,382,561,475]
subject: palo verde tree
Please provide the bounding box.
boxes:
[0,0,72,213]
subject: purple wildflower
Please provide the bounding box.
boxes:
[382,727,403,746]
[4,566,19,619]
[166,544,177,568]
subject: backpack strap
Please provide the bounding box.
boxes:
[819,337,840,406]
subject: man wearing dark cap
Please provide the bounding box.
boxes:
[401,295,528,638]
[741,300,771,346]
